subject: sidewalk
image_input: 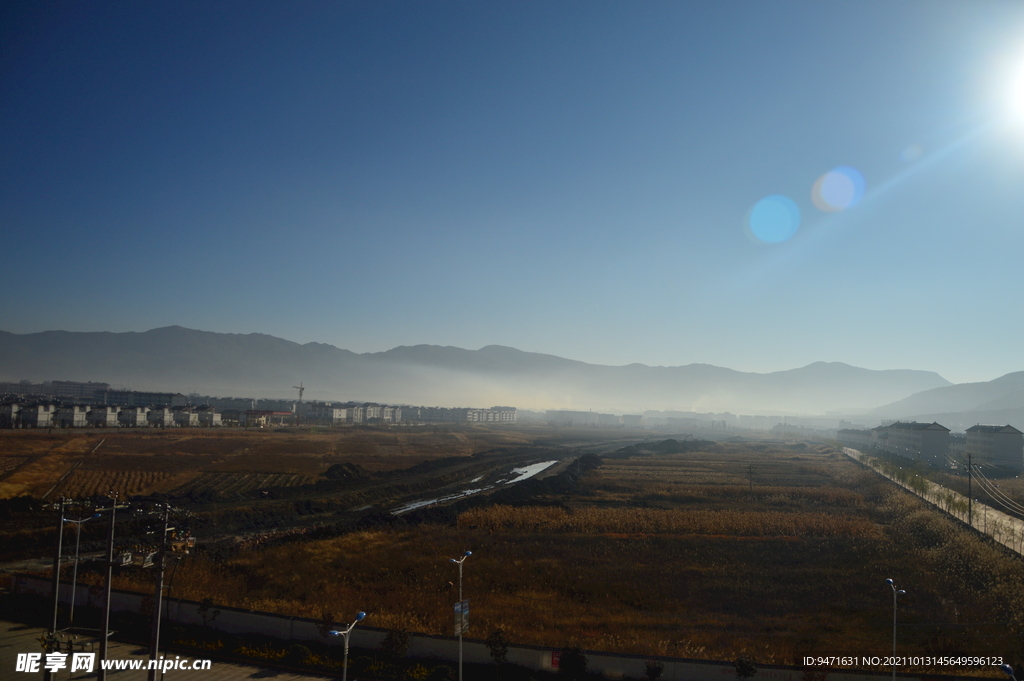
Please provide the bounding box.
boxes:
[0,621,336,681]
[843,447,1024,556]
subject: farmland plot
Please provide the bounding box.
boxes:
[55,469,175,498]
[111,441,1024,671]
[0,456,29,477]
[170,472,318,499]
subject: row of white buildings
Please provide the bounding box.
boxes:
[0,403,222,428]
[543,410,643,428]
[838,421,1024,473]
[298,402,517,426]
[0,399,517,429]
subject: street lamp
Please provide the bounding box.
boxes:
[1001,664,1017,681]
[328,611,366,681]
[885,579,905,681]
[450,551,472,681]
[64,513,102,628]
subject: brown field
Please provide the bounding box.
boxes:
[170,472,318,498]
[102,440,1024,670]
[55,470,177,498]
[0,425,536,499]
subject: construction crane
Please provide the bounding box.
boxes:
[293,383,304,427]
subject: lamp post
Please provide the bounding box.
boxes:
[97,492,124,681]
[148,504,174,681]
[885,579,905,681]
[65,512,102,628]
[1001,664,1017,681]
[328,611,366,681]
[44,498,67,681]
[450,551,472,681]
[49,498,67,641]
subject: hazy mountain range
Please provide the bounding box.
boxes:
[868,372,1024,431]
[0,326,985,416]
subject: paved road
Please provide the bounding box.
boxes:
[843,447,1024,556]
[0,621,335,681]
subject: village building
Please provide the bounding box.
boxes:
[118,406,150,427]
[966,424,1024,473]
[87,406,120,427]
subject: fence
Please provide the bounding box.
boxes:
[12,574,978,681]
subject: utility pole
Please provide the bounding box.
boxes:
[967,454,973,528]
[98,493,119,681]
[747,465,754,494]
[293,383,304,427]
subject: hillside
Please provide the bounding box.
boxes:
[0,327,952,414]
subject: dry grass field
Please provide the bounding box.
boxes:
[0,426,536,500]
[101,440,1024,671]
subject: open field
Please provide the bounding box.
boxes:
[0,426,540,500]
[93,440,1024,671]
[9,430,1024,670]
[0,425,612,558]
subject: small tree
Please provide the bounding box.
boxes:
[559,646,588,681]
[486,628,509,665]
[316,610,336,639]
[644,660,664,681]
[486,629,510,680]
[382,628,411,659]
[734,656,757,681]
[197,597,221,641]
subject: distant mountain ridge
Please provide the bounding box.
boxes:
[0,326,953,414]
[869,371,1024,431]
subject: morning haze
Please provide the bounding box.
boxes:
[7,3,1024,672]
[0,325,955,415]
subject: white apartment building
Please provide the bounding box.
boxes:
[118,407,150,427]
[966,424,1024,473]
[87,406,119,427]
[0,403,20,428]
[147,408,173,427]
[197,408,222,427]
[873,421,950,466]
[173,408,199,427]
[467,407,518,423]
[57,405,89,428]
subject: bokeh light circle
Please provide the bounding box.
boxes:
[748,195,801,243]
[901,145,923,162]
[811,166,864,212]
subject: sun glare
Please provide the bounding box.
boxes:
[1010,68,1024,122]
[997,48,1024,130]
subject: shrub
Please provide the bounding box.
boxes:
[286,644,313,665]
[406,663,431,681]
[734,656,757,680]
[382,629,411,659]
[559,646,587,681]
[429,665,456,681]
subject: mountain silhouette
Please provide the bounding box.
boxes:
[0,327,952,413]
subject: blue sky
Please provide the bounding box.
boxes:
[3,1,1024,384]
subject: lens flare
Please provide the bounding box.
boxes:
[747,195,801,243]
[900,145,923,162]
[811,166,864,212]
